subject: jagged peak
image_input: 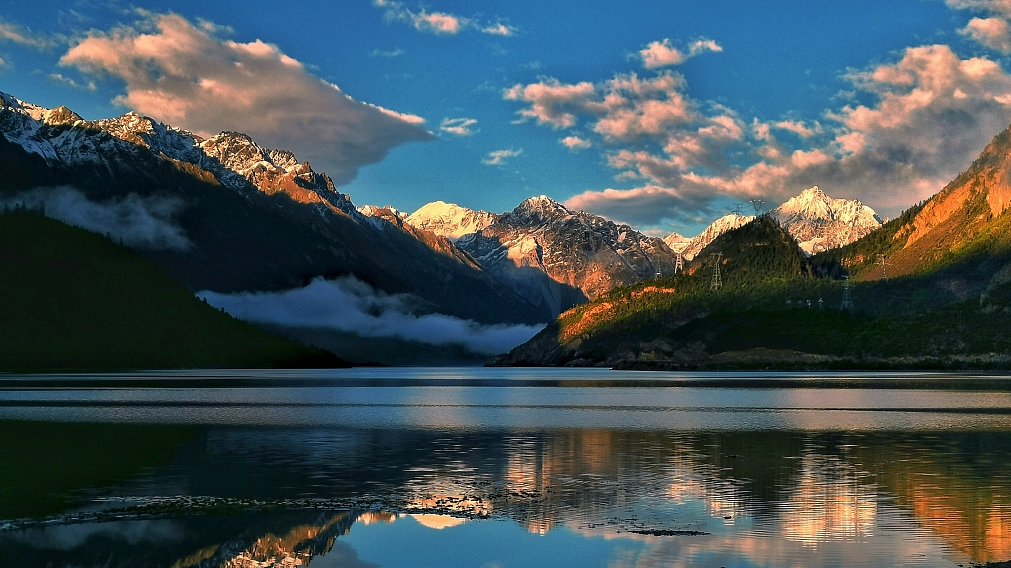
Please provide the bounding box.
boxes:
[513,195,569,218]
[43,106,83,126]
[0,90,49,121]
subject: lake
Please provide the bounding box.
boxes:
[1,368,1010,567]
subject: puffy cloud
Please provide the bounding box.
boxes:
[482,148,523,165]
[512,43,1011,228]
[198,277,544,355]
[2,186,191,251]
[560,136,591,151]
[373,0,516,36]
[639,37,722,69]
[440,117,479,136]
[59,12,433,186]
[947,0,1011,18]
[565,185,706,227]
[504,79,598,128]
[960,17,1011,52]
[772,120,823,138]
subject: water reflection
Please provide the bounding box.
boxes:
[4,370,1011,567]
[3,425,1011,567]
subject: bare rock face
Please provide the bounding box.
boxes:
[771,186,882,255]
[456,196,679,317]
[405,201,499,241]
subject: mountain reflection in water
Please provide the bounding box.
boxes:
[2,370,1011,567]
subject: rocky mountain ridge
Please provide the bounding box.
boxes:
[0,90,545,325]
[405,200,499,240]
[771,186,882,254]
[455,196,680,316]
[663,187,881,262]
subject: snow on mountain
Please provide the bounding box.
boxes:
[664,187,882,260]
[771,186,882,255]
[0,92,364,222]
[456,196,679,316]
[662,232,689,253]
[675,214,755,261]
[405,201,500,241]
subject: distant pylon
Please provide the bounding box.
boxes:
[876,254,889,281]
[710,252,723,291]
[674,251,684,274]
[731,204,745,217]
[841,275,854,310]
[749,199,765,216]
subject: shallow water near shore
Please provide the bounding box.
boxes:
[2,368,1011,567]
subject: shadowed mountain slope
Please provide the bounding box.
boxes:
[0,211,345,371]
[0,91,544,325]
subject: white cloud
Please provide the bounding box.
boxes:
[0,18,55,49]
[2,186,191,251]
[482,148,523,165]
[49,73,97,91]
[560,136,591,151]
[503,79,598,128]
[59,12,433,186]
[639,37,722,69]
[198,277,544,355]
[373,0,517,36]
[947,0,1011,18]
[772,119,822,138]
[483,23,518,37]
[440,117,479,136]
[961,17,1011,52]
[510,43,1011,228]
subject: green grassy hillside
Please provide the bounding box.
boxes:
[0,210,347,371]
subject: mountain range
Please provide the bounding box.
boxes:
[0,91,543,328]
[495,121,1011,369]
[1,88,932,366]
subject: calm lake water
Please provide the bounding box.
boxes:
[2,368,1011,567]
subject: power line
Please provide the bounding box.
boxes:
[710,252,723,291]
[841,275,854,310]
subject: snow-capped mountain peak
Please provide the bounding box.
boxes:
[405,200,499,240]
[675,214,755,260]
[771,186,882,254]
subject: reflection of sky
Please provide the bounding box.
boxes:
[5,369,1011,566]
[5,368,1011,431]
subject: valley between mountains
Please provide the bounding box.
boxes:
[4,88,1010,369]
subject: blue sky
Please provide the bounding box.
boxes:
[3,0,1011,235]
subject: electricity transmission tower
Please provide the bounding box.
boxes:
[674,251,684,274]
[876,254,889,281]
[840,275,854,310]
[731,204,745,217]
[749,199,765,216]
[710,252,723,291]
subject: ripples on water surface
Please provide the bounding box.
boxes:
[1,368,1011,567]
